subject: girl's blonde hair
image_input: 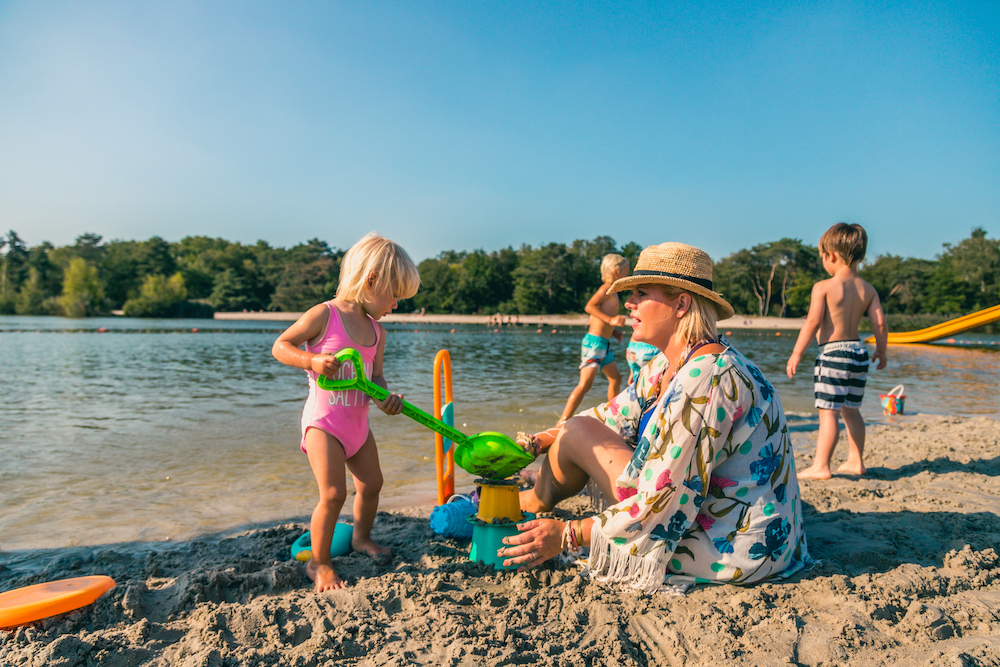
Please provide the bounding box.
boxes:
[336,233,421,302]
[659,285,718,344]
[600,253,630,284]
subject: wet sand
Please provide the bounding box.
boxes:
[2,415,998,666]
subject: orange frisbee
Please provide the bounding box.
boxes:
[0,576,116,629]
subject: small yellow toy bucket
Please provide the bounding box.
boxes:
[476,479,523,523]
[880,385,905,415]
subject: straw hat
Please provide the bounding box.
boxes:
[608,242,734,320]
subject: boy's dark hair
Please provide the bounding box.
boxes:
[819,222,868,265]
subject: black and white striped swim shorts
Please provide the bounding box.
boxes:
[813,340,870,410]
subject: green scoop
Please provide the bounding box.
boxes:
[317,348,534,480]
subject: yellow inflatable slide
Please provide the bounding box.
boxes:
[867,304,1000,344]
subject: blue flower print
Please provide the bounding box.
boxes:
[750,443,780,486]
[651,510,688,551]
[746,363,774,402]
[684,477,703,494]
[662,381,684,409]
[774,483,787,503]
[748,518,791,561]
[626,521,643,533]
[713,537,735,554]
[626,437,651,478]
[746,407,763,427]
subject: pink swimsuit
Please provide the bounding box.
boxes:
[300,302,380,458]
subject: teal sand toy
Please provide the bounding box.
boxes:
[318,348,534,480]
[467,512,536,570]
[290,523,354,562]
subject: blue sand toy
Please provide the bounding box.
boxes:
[429,497,476,540]
[290,523,354,562]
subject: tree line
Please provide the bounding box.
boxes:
[0,228,997,319]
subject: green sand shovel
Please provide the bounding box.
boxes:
[317,348,534,480]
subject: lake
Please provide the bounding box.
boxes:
[2,315,998,552]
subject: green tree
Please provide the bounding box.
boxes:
[99,240,143,308]
[15,268,59,315]
[939,227,999,310]
[59,257,103,317]
[860,255,936,314]
[1,230,29,312]
[714,239,821,317]
[122,273,188,317]
[512,243,575,314]
[270,257,340,312]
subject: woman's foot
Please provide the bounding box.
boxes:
[352,537,392,565]
[796,464,832,480]
[306,560,345,592]
[517,469,540,489]
[519,487,551,514]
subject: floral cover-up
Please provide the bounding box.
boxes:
[582,343,811,594]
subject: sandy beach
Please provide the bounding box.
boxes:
[2,414,998,666]
[215,311,804,330]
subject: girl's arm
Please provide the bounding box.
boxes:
[369,322,403,416]
[271,304,342,377]
[786,283,826,379]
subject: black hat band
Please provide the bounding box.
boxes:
[632,270,713,291]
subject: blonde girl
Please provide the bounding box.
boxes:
[272,233,420,592]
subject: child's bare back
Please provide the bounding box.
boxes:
[813,271,879,345]
[588,288,621,338]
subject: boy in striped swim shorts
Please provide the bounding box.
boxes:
[786,223,888,479]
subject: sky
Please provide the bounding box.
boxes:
[1,1,998,263]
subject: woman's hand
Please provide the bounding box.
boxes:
[498,518,566,571]
[375,392,404,415]
[311,353,342,378]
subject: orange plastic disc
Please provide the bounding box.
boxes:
[0,576,116,629]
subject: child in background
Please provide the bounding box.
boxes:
[787,223,888,479]
[625,339,660,384]
[559,254,629,423]
[272,233,420,591]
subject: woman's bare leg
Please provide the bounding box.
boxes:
[520,416,634,513]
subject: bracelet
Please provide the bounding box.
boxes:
[569,520,579,551]
[576,519,585,548]
[560,522,573,551]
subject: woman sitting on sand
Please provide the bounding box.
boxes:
[501,242,812,593]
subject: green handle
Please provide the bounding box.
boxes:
[317,348,469,446]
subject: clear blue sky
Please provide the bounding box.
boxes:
[1,1,997,262]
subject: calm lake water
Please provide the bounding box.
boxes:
[2,315,998,552]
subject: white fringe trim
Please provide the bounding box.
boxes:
[587,524,668,596]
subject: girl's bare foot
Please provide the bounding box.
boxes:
[836,461,867,476]
[306,559,345,592]
[352,537,392,565]
[797,465,832,480]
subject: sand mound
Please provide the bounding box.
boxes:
[3,416,999,666]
